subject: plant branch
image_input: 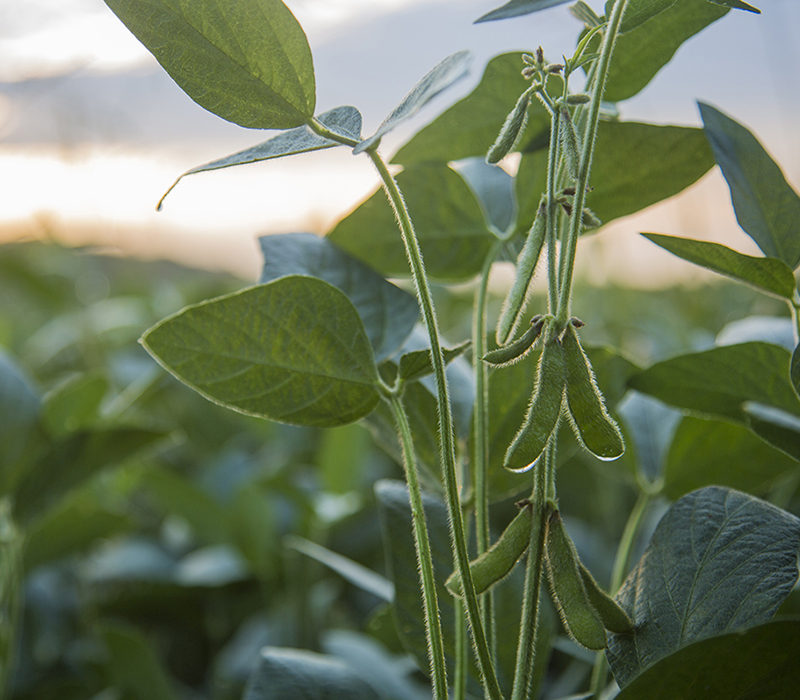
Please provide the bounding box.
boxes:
[386,393,449,700]
[472,236,507,658]
[555,0,630,326]
[368,149,504,700]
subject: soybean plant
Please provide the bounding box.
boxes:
[99,0,800,698]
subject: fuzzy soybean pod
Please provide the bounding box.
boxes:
[559,108,581,180]
[483,315,544,367]
[486,89,531,164]
[577,562,634,635]
[562,324,625,461]
[545,510,607,651]
[445,500,536,598]
[504,336,565,473]
[496,200,547,346]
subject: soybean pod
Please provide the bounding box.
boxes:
[577,562,634,635]
[545,510,607,651]
[562,324,625,461]
[504,335,565,472]
[496,200,548,346]
[483,315,545,367]
[487,88,532,164]
[446,499,536,598]
[558,108,581,180]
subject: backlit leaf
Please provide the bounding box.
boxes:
[158,106,362,208]
[104,0,315,129]
[392,53,551,166]
[607,487,800,686]
[603,0,729,103]
[700,102,800,269]
[475,0,571,24]
[642,234,797,299]
[354,51,472,154]
[142,276,381,428]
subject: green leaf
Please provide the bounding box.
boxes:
[663,415,800,499]
[392,53,551,166]
[513,150,548,236]
[141,276,381,428]
[104,0,315,129]
[42,373,108,436]
[285,535,394,601]
[244,647,380,700]
[158,106,362,208]
[354,51,472,154]
[24,490,133,572]
[475,0,571,23]
[398,341,471,383]
[258,233,418,363]
[613,0,678,33]
[607,486,800,687]
[14,424,168,524]
[700,102,800,269]
[603,0,729,103]
[642,233,798,299]
[614,621,800,700]
[588,122,714,224]
[706,0,760,13]
[629,342,800,423]
[743,402,800,462]
[454,157,516,234]
[328,165,495,282]
[100,622,179,700]
[0,351,40,487]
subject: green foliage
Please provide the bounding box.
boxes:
[104,0,316,129]
[142,277,381,427]
[5,0,800,698]
[700,102,800,269]
[607,487,800,686]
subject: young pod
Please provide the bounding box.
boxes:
[559,108,582,180]
[504,336,565,472]
[562,325,625,461]
[545,510,607,651]
[577,562,634,635]
[446,500,536,598]
[496,200,547,346]
[580,207,602,230]
[483,316,545,367]
[487,90,531,164]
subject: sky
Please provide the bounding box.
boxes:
[0,0,799,283]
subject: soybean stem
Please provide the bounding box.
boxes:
[555,0,630,327]
[473,236,507,660]
[510,439,553,700]
[368,149,505,700]
[386,393,449,700]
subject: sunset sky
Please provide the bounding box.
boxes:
[1,0,798,282]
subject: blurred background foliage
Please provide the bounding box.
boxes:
[1,237,797,700]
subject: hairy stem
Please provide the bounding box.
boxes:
[555,0,630,326]
[386,393,449,700]
[546,110,562,313]
[473,236,507,659]
[510,439,553,700]
[368,150,504,700]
